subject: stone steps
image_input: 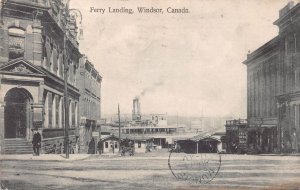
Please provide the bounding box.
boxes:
[4,139,33,154]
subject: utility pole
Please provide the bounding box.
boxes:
[118,104,121,152]
[64,34,69,159]
[62,2,83,159]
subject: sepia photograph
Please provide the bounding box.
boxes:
[0,0,300,189]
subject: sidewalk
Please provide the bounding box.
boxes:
[0,153,172,161]
[0,152,131,161]
[0,154,94,161]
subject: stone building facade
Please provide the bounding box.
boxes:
[0,0,101,154]
[244,2,300,153]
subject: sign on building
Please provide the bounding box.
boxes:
[92,132,99,137]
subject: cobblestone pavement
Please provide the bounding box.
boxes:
[0,153,300,190]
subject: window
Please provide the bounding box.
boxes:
[75,102,78,126]
[43,36,52,69]
[74,67,77,86]
[68,61,73,84]
[44,92,49,128]
[52,95,56,127]
[105,142,108,148]
[55,96,60,127]
[57,52,62,77]
[51,44,58,74]
[71,102,75,127]
[69,100,72,126]
[138,142,141,148]
[8,28,25,60]
[286,35,297,55]
[50,46,54,72]
[61,98,64,127]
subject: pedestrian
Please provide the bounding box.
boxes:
[97,140,103,154]
[88,138,95,154]
[32,129,41,156]
[74,141,79,154]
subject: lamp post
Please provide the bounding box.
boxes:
[63,5,83,159]
[118,104,121,153]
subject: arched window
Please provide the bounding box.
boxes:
[8,27,25,60]
[74,66,77,86]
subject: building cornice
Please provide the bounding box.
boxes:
[243,36,279,65]
[39,66,80,98]
[274,3,300,26]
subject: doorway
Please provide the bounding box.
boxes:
[4,88,32,138]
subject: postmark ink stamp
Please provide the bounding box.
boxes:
[168,148,221,184]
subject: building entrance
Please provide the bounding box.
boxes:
[4,88,32,139]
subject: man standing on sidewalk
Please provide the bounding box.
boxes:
[32,129,41,156]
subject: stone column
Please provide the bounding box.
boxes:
[44,92,48,128]
[69,101,72,127]
[52,95,56,128]
[26,101,31,141]
[75,102,78,127]
[0,102,5,154]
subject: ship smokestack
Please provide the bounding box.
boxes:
[132,97,141,121]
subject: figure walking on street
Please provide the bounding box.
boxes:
[32,129,41,156]
[97,140,103,154]
[88,138,95,154]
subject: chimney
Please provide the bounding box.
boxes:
[279,1,294,18]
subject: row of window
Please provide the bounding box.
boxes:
[82,96,100,119]
[7,27,78,87]
[104,141,118,149]
[44,91,78,129]
[42,36,78,86]
[248,66,277,118]
[249,60,300,119]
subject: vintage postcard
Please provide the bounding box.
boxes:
[0,0,300,189]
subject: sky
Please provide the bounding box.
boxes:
[70,0,293,118]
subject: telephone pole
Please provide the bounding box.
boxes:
[64,34,69,158]
[118,104,121,152]
[63,4,83,159]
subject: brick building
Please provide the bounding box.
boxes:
[244,2,300,153]
[0,0,101,154]
[78,55,102,153]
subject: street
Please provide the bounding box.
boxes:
[1,152,300,190]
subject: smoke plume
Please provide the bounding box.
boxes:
[138,81,164,98]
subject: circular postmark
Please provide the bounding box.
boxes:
[168,147,221,184]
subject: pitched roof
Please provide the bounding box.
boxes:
[100,135,120,142]
[0,58,46,76]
